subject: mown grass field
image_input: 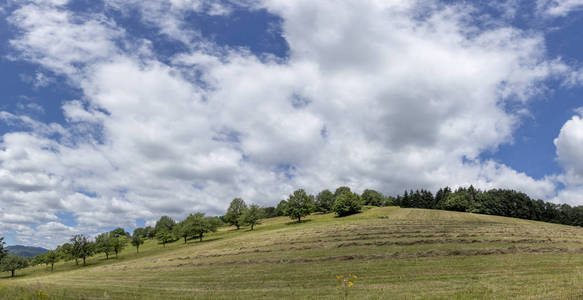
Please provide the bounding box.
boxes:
[3,207,583,299]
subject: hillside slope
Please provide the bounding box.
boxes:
[3,207,583,299]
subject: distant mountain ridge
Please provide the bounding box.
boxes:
[6,245,48,257]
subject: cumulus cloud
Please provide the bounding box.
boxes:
[538,0,583,16]
[555,110,583,176]
[0,0,573,247]
[7,1,122,76]
[552,109,583,204]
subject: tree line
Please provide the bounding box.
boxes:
[8,184,580,277]
[0,186,380,277]
[395,186,583,226]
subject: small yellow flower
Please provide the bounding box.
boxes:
[352,274,357,279]
[348,281,353,287]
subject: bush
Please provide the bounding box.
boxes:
[333,193,362,217]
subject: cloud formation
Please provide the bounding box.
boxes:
[538,0,583,16]
[0,0,576,247]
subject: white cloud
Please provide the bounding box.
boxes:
[538,0,583,16]
[7,2,122,76]
[104,0,234,45]
[555,111,583,176]
[0,0,573,247]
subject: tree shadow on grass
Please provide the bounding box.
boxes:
[284,219,313,226]
[186,237,222,245]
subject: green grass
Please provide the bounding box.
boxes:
[3,207,583,299]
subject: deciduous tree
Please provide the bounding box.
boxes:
[274,200,287,216]
[315,189,335,212]
[240,204,264,230]
[112,236,128,258]
[334,186,352,199]
[70,234,94,266]
[334,192,362,217]
[155,216,176,234]
[110,227,130,238]
[131,234,144,253]
[0,237,5,261]
[45,250,59,271]
[173,221,191,244]
[156,231,175,247]
[285,189,314,223]
[56,243,75,264]
[188,213,220,242]
[95,232,114,260]
[361,189,384,206]
[1,255,29,277]
[224,198,248,229]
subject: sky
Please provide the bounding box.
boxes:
[1,0,583,248]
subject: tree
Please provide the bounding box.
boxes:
[0,237,5,262]
[143,226,156,239]
[131,234,144,254]
[112,236,128,258]
[110,227,130,238]
[315,189,335,213]
[188,213,220,242]
[1,255,29,277]
[240,204,264,230]
[45,251,59,271]
[70,234,94,266]
[285,189,314,223]
[384,196,395,206]
[435,187,452,209]
[224,198,248,229]
[95,232,114,260]
[333,192,363,217]
[173,221,191,244]
[442,190,471,212]
[32,254,46,267]
[262,206,277,218]
[155,216,176,234]
[361,189,384,206]
[56,243,75,264]
[401,190,410,207]
[274,200,288,216]
[334,186,352,199]
[133,227,145,239]
[156,231,175,247]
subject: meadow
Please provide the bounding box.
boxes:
[3,207,583,299]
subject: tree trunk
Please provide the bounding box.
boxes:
[83,256,86,266]
[136,246,139,254]
[75,258,79,265]
[251,224,254,230]
[106,253,109,260]
[163,242,166,248]
[115,250,118,258]
[11,270,14,277]
[298,216,301,223]
[184,236,187,244]
[51,263,54,271]
[199,233,203,242]
[236,224,240,230]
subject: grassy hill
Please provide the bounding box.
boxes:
[3,206,583,299]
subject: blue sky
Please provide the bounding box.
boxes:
[1,0,583,248]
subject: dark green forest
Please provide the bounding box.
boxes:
[395,186,583,227]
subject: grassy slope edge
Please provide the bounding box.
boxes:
[3,207,583,299]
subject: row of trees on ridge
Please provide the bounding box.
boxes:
[8,184,583,277]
